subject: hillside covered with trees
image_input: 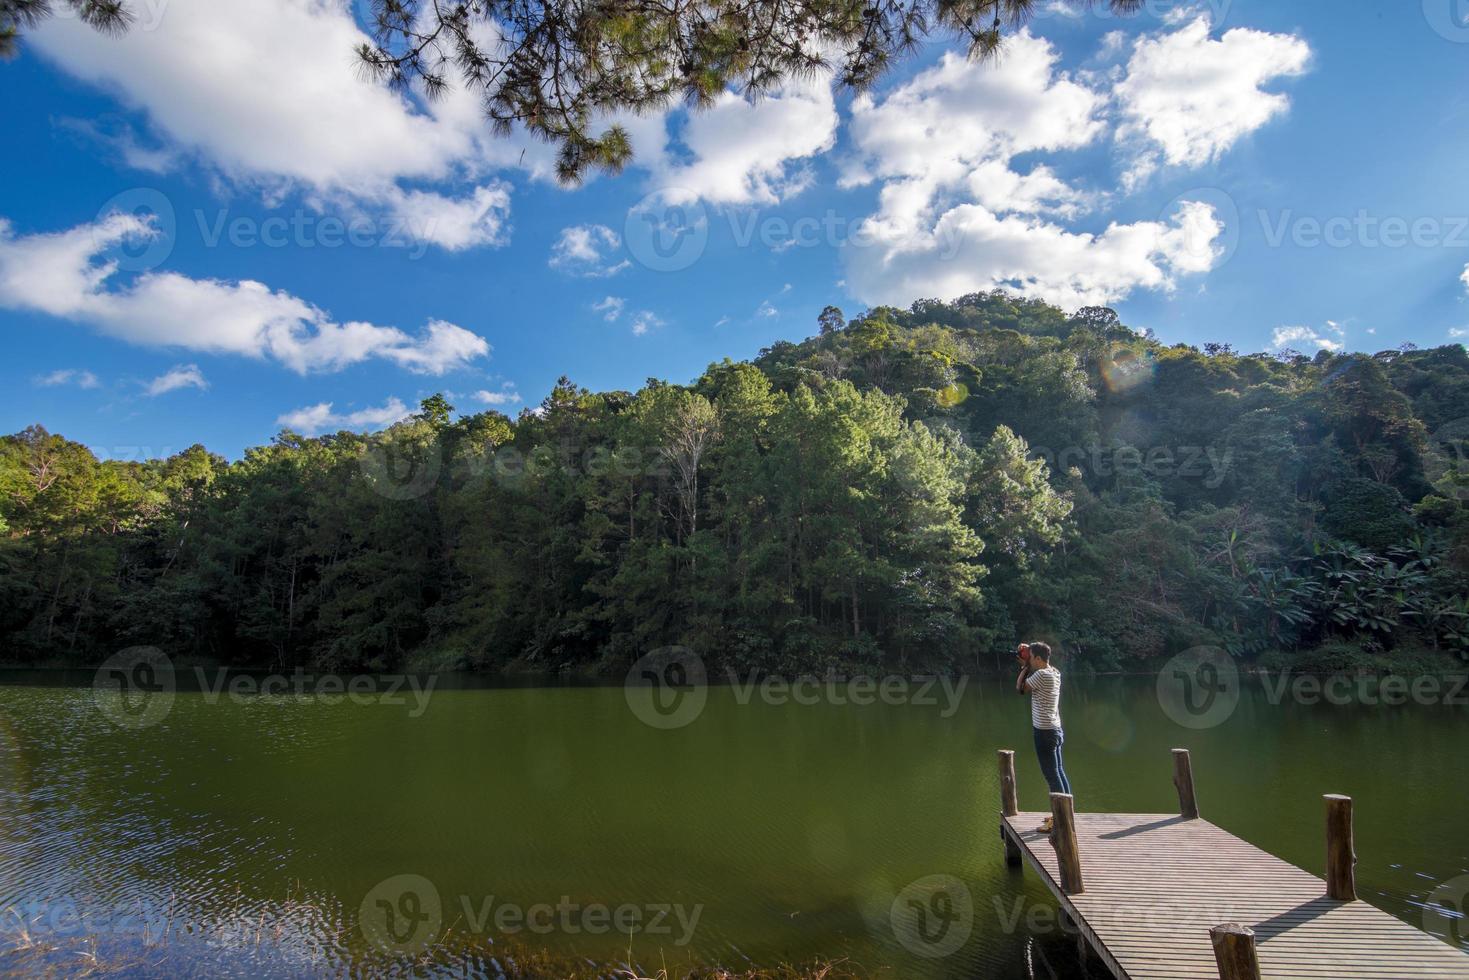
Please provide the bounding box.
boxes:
[5,293,1469,673]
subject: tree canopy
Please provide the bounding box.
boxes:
[6,292,1469,673]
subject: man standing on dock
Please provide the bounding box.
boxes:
[1015,641,1071,832]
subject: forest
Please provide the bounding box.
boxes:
[4,292,1469,674]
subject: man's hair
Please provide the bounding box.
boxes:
[1029,642,1052,663]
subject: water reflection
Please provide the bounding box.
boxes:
[0,672,1464,977]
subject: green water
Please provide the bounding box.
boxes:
[0,671,1466,977]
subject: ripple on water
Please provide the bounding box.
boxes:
[4,676,1466,977]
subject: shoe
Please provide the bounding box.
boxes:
[1035,817,1053,833]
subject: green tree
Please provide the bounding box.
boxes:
[818,305,845,336]
[6,291,1469,673]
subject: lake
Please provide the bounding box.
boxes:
[1,667,1466,977]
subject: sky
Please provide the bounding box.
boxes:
[3,0,1469,460]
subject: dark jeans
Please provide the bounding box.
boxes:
[1033,726,1072,797]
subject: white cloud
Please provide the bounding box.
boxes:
[630,311,663,337]
[756,300,779,318]
[58,116,179,173]
[385,183,512,251]
[1449,327,1468,340]
[276,397,413,436]
[637,72,838,205]
[34,368,100,389]
[1273,322,1344,352]
[844,34,1104,230]
[33,0,836,227]
[1461,263,1469,293]
[31,0,531,250]
[0,214,489,375]
[966,160,1091,219]
[376,319,491,374]
[840,31,1227,310]
[25,0,1311,316]
[550,225,630,277]
[1116,17,1310,185]
[1038,0,1086,19]
[1097,30,1127,59]
[472,384,522,406]
[593,295,626,321]
[145,363,208,396]
[846,198,1224,311]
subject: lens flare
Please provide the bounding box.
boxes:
[1101,347,1156,393]
[935,382,969,408]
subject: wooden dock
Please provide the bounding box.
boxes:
[997,749,1469,979]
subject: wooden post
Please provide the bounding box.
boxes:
[1325,794,1357,901]
[1209,922,1262,980]
[1050,792,1083,895]
[1059,907,1089,964]
[998,749,1018,817]
[998,749,1022,866]
[1001,824,1023,866]
[1173,748,1199,820]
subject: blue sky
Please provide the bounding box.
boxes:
[3,0,1469,459]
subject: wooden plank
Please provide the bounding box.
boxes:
[1001,811,1469,979]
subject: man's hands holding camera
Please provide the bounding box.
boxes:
[1014,642,1033,694]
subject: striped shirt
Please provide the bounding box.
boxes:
[1026,666,1062,730]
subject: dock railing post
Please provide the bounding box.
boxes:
[998,749,1018,817]
[1049,792,1083,894]
[1209,922,1262,980]
[998,749,1022,867]
[1325,794,1357,901]
[1172,748,1199,820]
